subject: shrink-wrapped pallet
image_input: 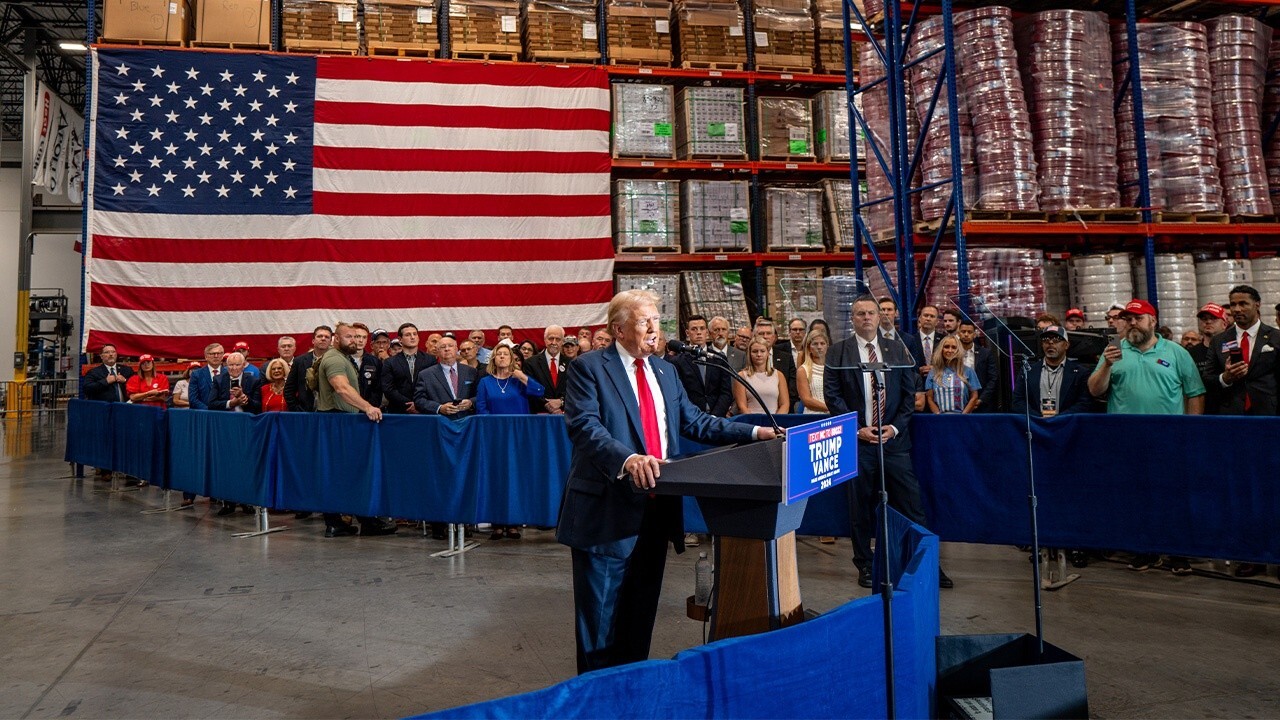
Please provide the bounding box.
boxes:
[676,86,748,158]
[448,0,522,54]
[764,186,825,251]
[675,0,747,66]
[754,0,814,70]
[612,83,676,158]
[1068,253,1133,324]
[607,0,673,65]
[681,270,751,332]
[1195,257,1252,307]
[814,89,857,163]
[614,180,680,251]
[523,0,600,61]
[860,43,919,234]
[617,273,681,336]
[1134,253,1198,335]
[1207,15,1273,216]
[765,267,824,326]
[757,96,815,160]
[929,248,1047,319]
[681,180,751,252]
[908,14,977,220]
[814,0,861,73]
[281,0,359,49]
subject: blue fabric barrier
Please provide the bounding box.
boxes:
[418,516,940,720]
[65,399,113,470]
[167,409,276,507]
[110,403,169,486]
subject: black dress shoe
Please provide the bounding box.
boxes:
[360,522,398,537]
[939,569,955,589]
[1068,550,1089,568]
[240,504,255,515]
[1236,562,1264,578]
[293,511,313,520]
[216,504,236,517]
[325,525,358,538]
[855,561,873,589]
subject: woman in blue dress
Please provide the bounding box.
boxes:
[476,342,545,539]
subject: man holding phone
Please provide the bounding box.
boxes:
[1088,299,1205,415]
[1206,285,1280,416]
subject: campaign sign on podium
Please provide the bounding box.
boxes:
[784,412,858,505]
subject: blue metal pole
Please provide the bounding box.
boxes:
[79,2,94,374]
[1123,0,1158,308]
[843,0,865,284]
[940,0,967,317]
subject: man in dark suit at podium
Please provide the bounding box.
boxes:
[556,289,777,674]
[825,295,953,590]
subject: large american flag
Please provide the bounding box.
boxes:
[85,48,613,357]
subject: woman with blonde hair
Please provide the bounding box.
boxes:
[733,336,789,415]
[260,358,290,412]
[795,328,829,414]
[924,335,981,414]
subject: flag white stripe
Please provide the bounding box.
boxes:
[86,304,608,337]
[314,123,609,153]
[315,79,609,111]
[89,211,610,241]
[91,258,616,288]
[313,169,609,196]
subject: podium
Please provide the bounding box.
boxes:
[647,439,807,641]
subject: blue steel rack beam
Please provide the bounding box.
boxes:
[842,0,964,334]
[1119,0,1159,309]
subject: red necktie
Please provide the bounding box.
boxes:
[633,358,663,458]
[1240,332,1251,411]
[449,366,459,396]
[550,356,559,387]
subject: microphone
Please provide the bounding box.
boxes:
[666,340,708,357]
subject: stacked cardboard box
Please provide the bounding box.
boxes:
[676,86,747,158]
[616,273,681,337]
[282,0,360,51]
[765,267,824,326]
[366,0,440,53]
[757,96,815,160]
[753,0,814,70]
[820,178,857,250]
[764,186,825,251]
[681,180,751,252]
[607,0,673,65]
[674,0,747,67]
[614,180,681,251]
[814,0,862,74]
[613,84,677,158]
[195,0,270,47]
[449,0,522,56]
[814,89,858,163]
[680,270,751,332]
[103,0,193,44]
[523,0,601,61]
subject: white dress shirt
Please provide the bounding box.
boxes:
[855,334,880,425]
[615,342,670,460]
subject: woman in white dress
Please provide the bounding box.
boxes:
[796,328,830,414]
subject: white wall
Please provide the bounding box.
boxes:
[31,231,84,372]
[0,168,22,383]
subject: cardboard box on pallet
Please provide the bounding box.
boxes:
[281,0,360,49]
[758,96,814,160]
[616,273,682,336]
[195,0,270,46]
[613,83,676,158]
[680,270,750,332]
[753,0,814,69]
[814,88,861,163]
[523,0,600,61]
[674,0,747,64]
[103,0,193,44]
[681,179,751,253]
[448,0,522,53]
[676,86,747,159]
[765,266,824,325]
[366,0,440,50]
[764,185,825,251]
[607,0,673,65]
[614,180,681,251]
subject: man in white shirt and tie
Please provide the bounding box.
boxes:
[525,325,569,414]
[414,336,477,417]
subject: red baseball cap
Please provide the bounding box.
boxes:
[138,354,154,362]
[188,361,203,369]
[1122,299,1156,317]
[1197,303,1227,320]
[1065,308,1084,319]
[233,341,250,350]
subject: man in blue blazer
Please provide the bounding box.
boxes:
[826,295,952,589]
[1011,326,1095,417]
[414,336,477,417]
[557,289,777,674]
[188,343,227,410]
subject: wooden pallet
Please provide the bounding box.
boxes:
[686,245,751,253]
[767,245,829,253]
[756,62,816,74]
[369,41,439,56]
[761,153,818,163]
[190,40,271,50]
[527,50,601,63]
[613,151,680,160]
[967,209,1049,223]
[284,39,359,54]
[100,37,187,46]
[450,43,520,61]
[680,58,746,70]
[684,152,750,160]
[608,55,674,67]
[1048,207,1142,224]
[1151,211,1230,224]
[617,244,682,253]
[1229,213,1279,223]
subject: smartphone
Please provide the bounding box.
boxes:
[1107,334,1122,351]
[1228,347,1244,364]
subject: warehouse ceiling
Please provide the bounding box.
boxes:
[0,1,95,144]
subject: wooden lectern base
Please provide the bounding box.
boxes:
[709,532,804,641]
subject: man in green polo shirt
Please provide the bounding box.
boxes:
[1088,298,1205,415]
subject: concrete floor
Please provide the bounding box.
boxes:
[3,415,1279,719]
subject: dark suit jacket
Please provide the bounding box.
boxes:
[414,363,478,417]
[284,352,320,412]
[889,331,926,389]
[555,344,757,556]
[210,372,262,413]
[353,354,383,408]
[1010,359,1094,417]
[523,350,569,413]
[770,342,799,408]
[381,351,437,413]
[1206,323,1280,415]
[824,332,916,452]
[82,364,135,403]
[187,364,225,410]
[670,349,734,416]
[973,345,1000,410]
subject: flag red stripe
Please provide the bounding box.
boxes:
[312,147,608,173]
[312,192,610,217]
[316,56,608,88]
[87,328,570,359]
[89,280,614,312]
[90,235,614,263]
[314,100,610,130]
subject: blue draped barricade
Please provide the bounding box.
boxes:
[111,403,169,486]
[64,400,1280,563]
[167,408,277,507]
[418,514,940,720]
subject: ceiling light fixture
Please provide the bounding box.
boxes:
[57,41,87,52]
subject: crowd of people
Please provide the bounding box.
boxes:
[80,285,1278,575]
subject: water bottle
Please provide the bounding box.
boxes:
[694,552,712,606]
